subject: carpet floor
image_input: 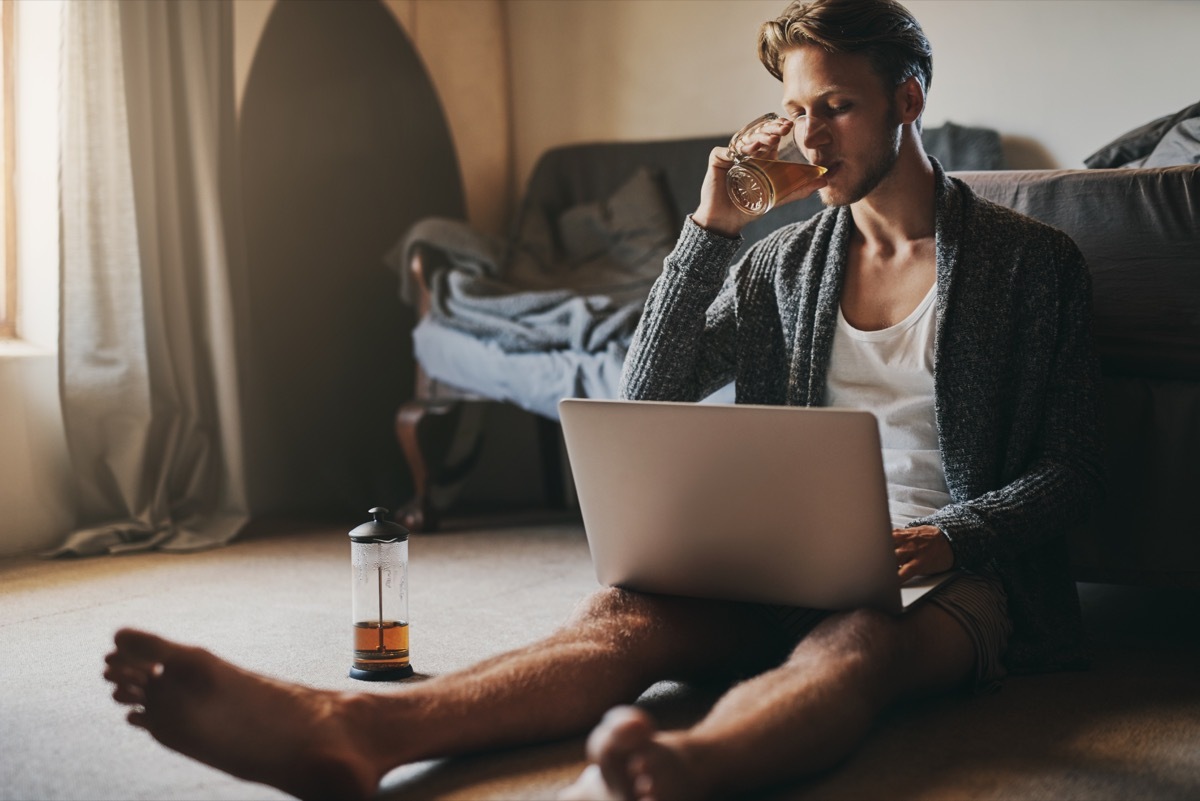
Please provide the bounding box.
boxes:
[1,518,1197,800]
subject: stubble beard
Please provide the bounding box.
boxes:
[819,108,904,208]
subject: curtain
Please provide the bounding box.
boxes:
[52,0,248,555]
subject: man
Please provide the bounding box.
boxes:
[103,1,1104,799]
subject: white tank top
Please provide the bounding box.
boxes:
[825,283,951,528]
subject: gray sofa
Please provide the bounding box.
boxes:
[394,136,1200,591]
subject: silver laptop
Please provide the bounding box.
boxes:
[558,398,956,614]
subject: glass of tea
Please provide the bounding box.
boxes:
[726,112,826,216]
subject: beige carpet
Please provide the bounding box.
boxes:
[1,519,1197,801]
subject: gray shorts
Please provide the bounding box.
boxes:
[925,571,1012,693]
[757,571,1013,694]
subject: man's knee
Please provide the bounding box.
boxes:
[565,588,670,635]
[564,587,730,652]
[789,607,906,681]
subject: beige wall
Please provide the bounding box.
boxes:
[234,0,511,236]
[234,0,1199,242]
[384,0,511,236]
[507,0,1200,193]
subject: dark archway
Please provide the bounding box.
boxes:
[239,0,464,516]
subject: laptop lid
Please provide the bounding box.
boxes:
[559,398,943,615]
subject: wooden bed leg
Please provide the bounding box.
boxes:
[536,416,566,509]
[394,399,486,532]
[394,400,457,532]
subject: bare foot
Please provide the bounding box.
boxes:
[558,706,706,801]
[103,628,384,800]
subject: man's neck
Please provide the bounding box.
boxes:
[849,142,937,255]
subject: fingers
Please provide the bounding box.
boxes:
[696,148,750,237]
[892,525,955,579]
[732,118,793,160]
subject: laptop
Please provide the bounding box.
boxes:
[558,398,957,614]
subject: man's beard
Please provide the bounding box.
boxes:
[821,106,904,207]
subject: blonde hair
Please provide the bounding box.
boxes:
[758,0,932,93]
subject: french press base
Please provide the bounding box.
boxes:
[349,664,414,681]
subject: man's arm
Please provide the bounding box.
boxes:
[619,217,742,402]
[622,137,827,402]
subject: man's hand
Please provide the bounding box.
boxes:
[893,525,955,581]
[691,117,825,239]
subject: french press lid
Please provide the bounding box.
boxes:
[348,507,410,543]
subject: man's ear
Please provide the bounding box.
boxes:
[896,76,925,125]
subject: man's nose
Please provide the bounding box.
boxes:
[796,115,830,148]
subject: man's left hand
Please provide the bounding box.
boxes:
[893,525,955,581]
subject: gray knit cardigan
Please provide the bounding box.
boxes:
[620,161,1106,674]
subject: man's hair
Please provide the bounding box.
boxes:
[758,0,933,94]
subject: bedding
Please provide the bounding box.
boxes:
[1084,99,1200,168]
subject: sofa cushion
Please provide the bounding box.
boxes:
[956,166,1200,380]
[557,165,677,274]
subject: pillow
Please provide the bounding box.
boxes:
[556,166,677,275]
[920,121,1006,170]
[1140,117,1200,168]
[1084,99,1200,168]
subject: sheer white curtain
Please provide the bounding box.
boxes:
[52,0,248,555]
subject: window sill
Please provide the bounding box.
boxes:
[0,338,55,359]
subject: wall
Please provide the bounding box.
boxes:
[235,0,512,236]
[507,0,1200,197]
[0,0,72,559]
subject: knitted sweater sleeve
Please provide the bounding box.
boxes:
[619,217,745,402]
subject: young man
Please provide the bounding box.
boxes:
[103,1,1103,799]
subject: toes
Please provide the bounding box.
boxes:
[111,682,146,706]
[587,707,658,800]
[587,706,656,762]
[113,628,175,662]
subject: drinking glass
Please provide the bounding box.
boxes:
[726,113,827,215]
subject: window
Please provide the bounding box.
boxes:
[0,0,15,340]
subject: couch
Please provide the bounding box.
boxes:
[391,135,1199,591]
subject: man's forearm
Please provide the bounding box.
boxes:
[619,218,741,402]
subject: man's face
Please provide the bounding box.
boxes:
[779,45,903,207]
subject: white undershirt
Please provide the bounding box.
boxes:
[825,283,951,528]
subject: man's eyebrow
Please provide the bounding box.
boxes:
[783,88,851,112]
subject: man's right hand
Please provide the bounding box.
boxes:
[691,116,826,239]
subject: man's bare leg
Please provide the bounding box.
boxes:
[564,603,977,801]
[103,588,776,801]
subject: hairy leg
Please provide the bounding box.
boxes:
[104,589,774,801]
[570,602,976,801]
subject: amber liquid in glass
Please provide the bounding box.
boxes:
[727,158,826,215]
[353,620,410,671]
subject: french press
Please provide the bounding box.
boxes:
[348,507,413,680]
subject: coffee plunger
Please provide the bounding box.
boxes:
[348,507,413,680]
